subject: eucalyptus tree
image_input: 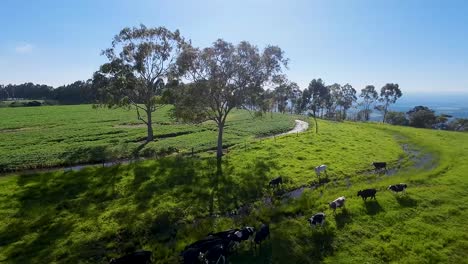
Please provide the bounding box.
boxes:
[273,75,298,114]
[359,85,378,121]
[92,24,186,142]
[378,83,402,123]
[307,78,328,133]
[175,39,288,161]
[340,83,357,120]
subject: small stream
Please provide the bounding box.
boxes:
[223,138,436,217]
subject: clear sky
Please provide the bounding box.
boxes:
[1,0,467,94]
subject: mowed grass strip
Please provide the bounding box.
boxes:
[0,105,296,172]
[0,119,406,263]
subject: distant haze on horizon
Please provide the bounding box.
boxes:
[1,0,467,95]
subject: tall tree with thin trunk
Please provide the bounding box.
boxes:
[340,83,357,120]
[175,39,288,161]
[92,24,186,142]
[307,78,328,133]
[378,83,402,123]
[359,85,378,121]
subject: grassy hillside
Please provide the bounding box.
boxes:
[0,105,296,172]
[0,119,467,263]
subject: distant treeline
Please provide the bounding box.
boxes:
[0,81,95,105]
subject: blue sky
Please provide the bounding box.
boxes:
[1,0,467,95]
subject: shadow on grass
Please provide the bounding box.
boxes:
[396,195,418,207]
[1,154,286,263]
[364,200,385,215]
[334,209,352,229]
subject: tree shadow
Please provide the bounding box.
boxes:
[63,145,111,166]
[396,195,418,207]
[3,167,124,263]
[364,200,384,215]
[131,141,149,158]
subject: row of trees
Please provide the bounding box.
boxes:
[0,81,95,104]
[93,25,288,162]
[91,25,410,164]
[260,80,402,133]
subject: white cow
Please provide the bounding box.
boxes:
[329,196,346,213]
[315,164,327,177]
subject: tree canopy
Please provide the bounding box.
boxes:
[92,24,187,142]
[174,39,288,160]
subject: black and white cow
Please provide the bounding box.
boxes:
[357,188,377,200]
[315,165,327,177]
[181,237,230,264]
[253,224,270,249]
[329,196,346,213]
[388,183,407,193]
[372,162,387,172]
[232,227,255,243]
[308,212,326,228]
[109,251,152,264]
[269,177,283,188]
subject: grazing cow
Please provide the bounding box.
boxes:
[181,237,228,264]
[372,162,387,172]
[329,196,346,213]
[308,212,326,228]
[269,177,283,188]
[315,165,327,177]
[253,224,270,249]
[388,183,407,193]
[357,188,377,200]
[109,251,152,264]
[232,227,255,243]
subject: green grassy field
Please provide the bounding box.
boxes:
[0,105,296,172]
[0,116,467,263]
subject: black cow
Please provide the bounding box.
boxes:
[308,212,326,228]
[372,162,387,172]
[357,188,377,200]
[269,177,283,188]
[388,183,407,193]
[181,237,229,264]
[253,224,270,249]
[109,251,152,264]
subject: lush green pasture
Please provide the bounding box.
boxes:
[0,119,411,263]
[0,105,296,172]
[230,124,468,264]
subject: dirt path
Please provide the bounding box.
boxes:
[279,119,309,136]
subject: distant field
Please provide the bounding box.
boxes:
[0,105,296,172]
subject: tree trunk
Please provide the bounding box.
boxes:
[383,103,388,123]
[146,109,154,142]
[216,122,224,161]
[313,111,318,134]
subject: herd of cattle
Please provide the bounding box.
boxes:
[109,162,409,264]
